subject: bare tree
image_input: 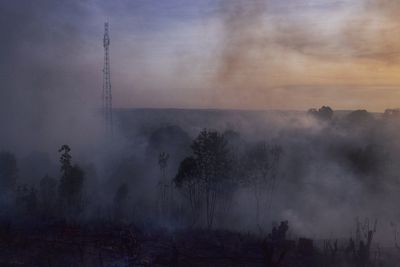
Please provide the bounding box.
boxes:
[354,217,377,267]
[158,152,170,221]
[242,142,282,230]
[175,156,202,226]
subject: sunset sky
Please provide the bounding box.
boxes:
[2,0,400,111]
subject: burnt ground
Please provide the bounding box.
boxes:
[0,222,399,267]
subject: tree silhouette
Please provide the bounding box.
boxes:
[175,129,231,228]
[242,142,282,230]
[345,110,373,125]
[158,152,169,176]
[308,106,333,121]
[0,151,18,192]
[39,174,57,219]
[59,145,72,177]
[175,156,201,225]
[113,183,129,222]
[383,108,400,119]
[158,152,171,221]
[16,185,37,218]
[57,145,85,220]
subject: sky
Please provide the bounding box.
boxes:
[1,0,400,114]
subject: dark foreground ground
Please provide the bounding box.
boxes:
[0,222,399,267]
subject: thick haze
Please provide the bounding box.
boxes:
[3,0,400,246]
[1,0,400,152]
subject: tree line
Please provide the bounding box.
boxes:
[0,145,85,222]
[1,106,400,230]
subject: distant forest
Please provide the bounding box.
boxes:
[1,107,400,231]
[2,107,400,266]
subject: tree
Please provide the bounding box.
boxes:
[16,185,38,218]
[383,108,400,119]
[242,142,282,230]
[58,145,72,178]
[193,130,231,229]
[148,126,191,157]
[158,152,170,179]
[147,125,191,171]
[158,152,171,221]
[175,129,231,229]
[39,174,57,219]
[345,110,373,125]
[0,151,18,192]
[263,221,290,266]
[175,156,202,225]
[113,183,129,222]
[308,106,333,121]
[354,218,377,267]
[57,145,85,219]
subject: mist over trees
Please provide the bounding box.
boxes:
[174,129,232,229]
[308,106,333,121]
[2,107,400,265]
[0,151,17,192]
[58,145,85,220]
[2,107,400,237]
[240,142,282,231]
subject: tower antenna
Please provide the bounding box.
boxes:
[102,22,113,135]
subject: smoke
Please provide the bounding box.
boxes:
[92,108,400,244]
[0,0,106,156]
[2,0,400,246]
[214,0,400,106]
